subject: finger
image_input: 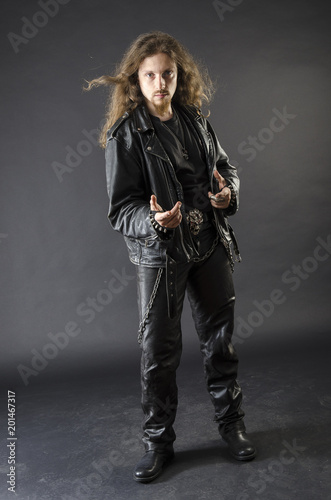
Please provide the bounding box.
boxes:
[168,201,182,215]
[156,210,172,222]
[210,200,229,209]
[208,192,224,202]
[209,197,230,209]
[209,189,230,207]
[158,209,181,224]
[155,214,181,228]
[213,169,226,188]
[209,188,230,200]
[150,194,163,212]
[221,187,231,197]
[161,201,181,219]
[213,169,223,181]
[169,204,182,224]
[156,204,182,227]
[165,210,182,228]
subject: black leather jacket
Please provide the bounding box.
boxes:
[105,103,241,269]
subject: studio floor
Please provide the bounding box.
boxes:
[1,333,330,500]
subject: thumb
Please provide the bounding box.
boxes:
[213,169,225,187]
[150,194,163,212]
[150,194,157,210]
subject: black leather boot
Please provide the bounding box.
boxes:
[221,424,256,461]
[133,450,175,483]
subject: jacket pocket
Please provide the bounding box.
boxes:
[140,236,168,266]
[124,236,141,265]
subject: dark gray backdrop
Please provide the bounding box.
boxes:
[1,0,330,388]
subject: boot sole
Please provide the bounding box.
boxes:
[133,454,174,483]
[230,450,257,461]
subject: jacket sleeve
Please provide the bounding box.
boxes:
[105,135,154,239]
[207,120,240,216]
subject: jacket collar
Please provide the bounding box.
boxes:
[175,103,204,126]
[132,104,154,133]
[107,104,153,140]
[132,102,202,133]
[108,102,202,139]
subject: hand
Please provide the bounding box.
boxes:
[150,195,182,228]
[208,170,231,209]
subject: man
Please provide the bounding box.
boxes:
[87,31,256,483]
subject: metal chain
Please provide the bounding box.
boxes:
[137,267,163,344]
[137,234,232,344]
[222,237,235,272]
[191,235,220,263]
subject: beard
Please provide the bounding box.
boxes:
[153,94,171,116]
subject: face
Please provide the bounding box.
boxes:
[137,52,178,117]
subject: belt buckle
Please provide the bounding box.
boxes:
[186,208,203,235]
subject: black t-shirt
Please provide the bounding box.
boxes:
[150,109,211,213]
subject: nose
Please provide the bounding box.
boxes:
[157,74,166,89]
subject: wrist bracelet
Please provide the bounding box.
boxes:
[149,211,169,234]
[227,184,236,206]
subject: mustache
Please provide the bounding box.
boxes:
[153,90,169,96]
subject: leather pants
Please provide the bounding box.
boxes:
[136,223,245,453]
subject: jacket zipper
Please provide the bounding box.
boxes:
[191,121,231,255]
[149,143,191,261]
[161,162,191,261]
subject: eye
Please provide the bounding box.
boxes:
[163,70,173,77]
[146,72,154,78]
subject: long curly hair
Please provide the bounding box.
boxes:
[84,31,214,148]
